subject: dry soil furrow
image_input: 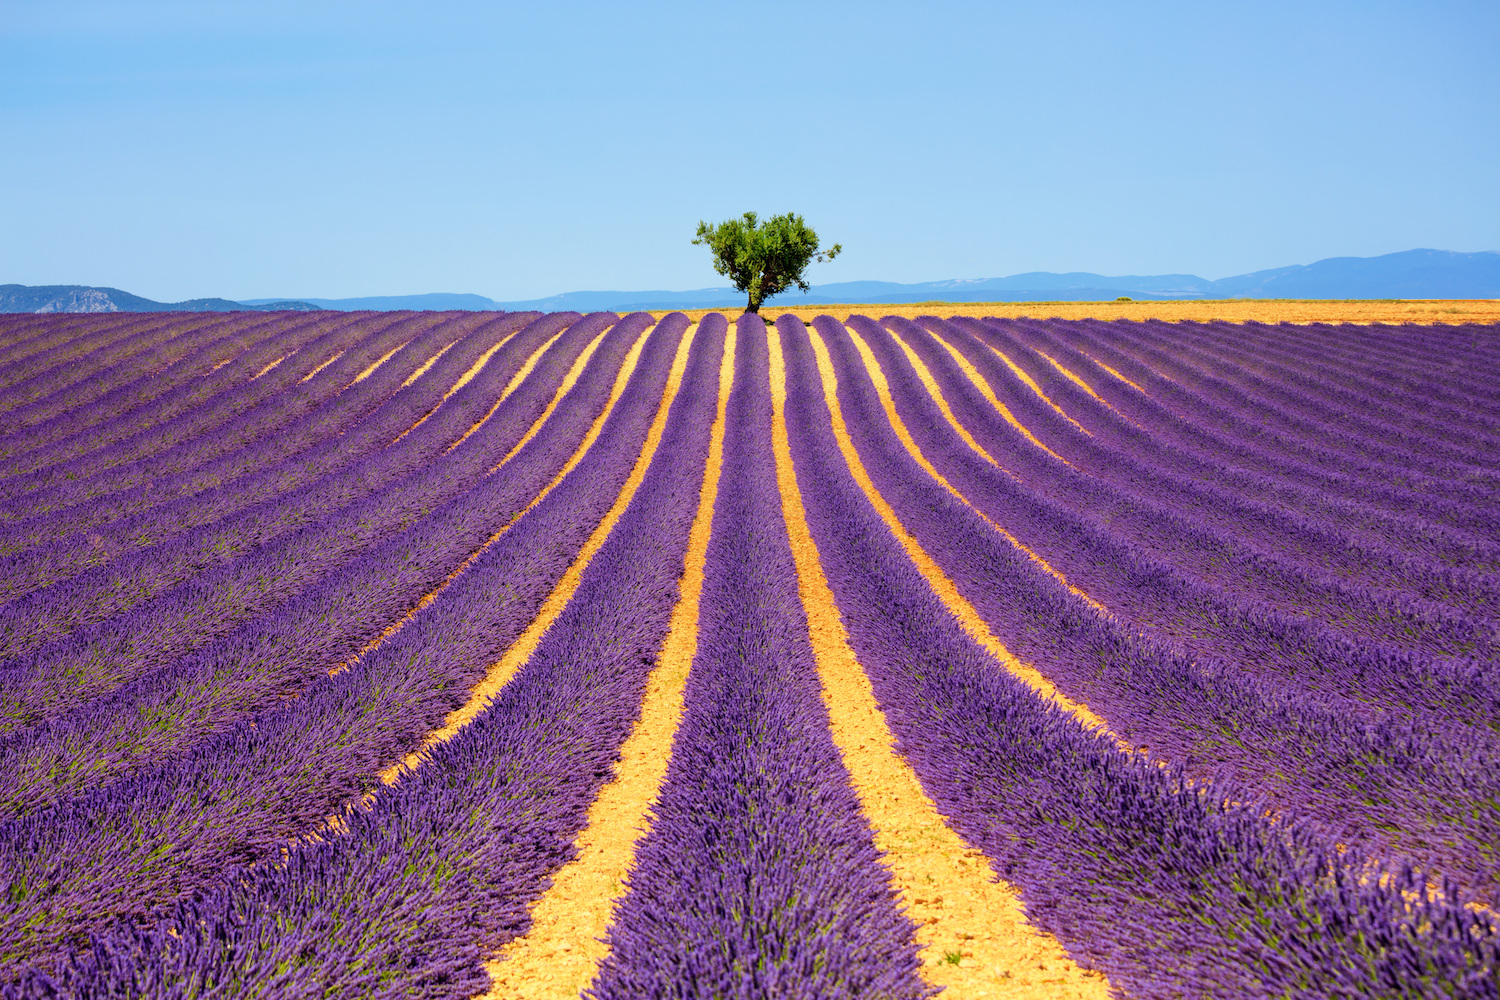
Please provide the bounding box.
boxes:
[483,323,732,999]
[389,327,523,446]
[804,324,1112,736]
[847,325,1108,614]
[921,330,1070,465]
[773,325,1113,998]
[445,327,571,454]
[379,319,687,783]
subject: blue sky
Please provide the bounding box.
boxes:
[2,1,1496,302]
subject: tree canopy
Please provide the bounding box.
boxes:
[692,212,842,314]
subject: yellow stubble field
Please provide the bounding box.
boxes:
[656,299,1500,325]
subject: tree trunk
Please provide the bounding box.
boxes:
[745,272,764,314]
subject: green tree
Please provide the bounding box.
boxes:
[692,211,842,314]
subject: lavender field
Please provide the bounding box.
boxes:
[0,308,1497,999]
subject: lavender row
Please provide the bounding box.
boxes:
[944,316,1500,586]
[1066,317,1500,481]
[6,313,727,1000]
[0,314,84,361]
[0,312,170,371]
[0,312,418,542]
[0,310,391,492]
[0,312,630,815]
[864,317,1500,827]
[991,314,1500,561]
[0,312,571,664]
[1070,317,1498,406]
[977,315,1500,539]
[1315,321,1500,390]
[1132,319,1500,468]
[591,314,928,1000]
[0,312,485,640]
[1289,316,1500,360]
[898,316,1500,644]
[0,311,419,508]
[1004,317,1500,530]
[0,312,307,469]
[1017,315,1500,567]
[858,317,1500,730]
[0,311,621,740]
[0,311,522,583]
[818,316,1500,896]
[884,316,1498,649]
[0,311,354,495]
[0,314,113,368]
[1150,320,1500,452]
[0,313,535,606]
[0,313,221,426]
[0,312,682,978]
[1220,319,1500,437]
[0,312,236,448]
[1177,320,1500,423]
[1071,317,1498,461]
[0,311,327,479]
[781,314,1498,999]
[0,312,546,608]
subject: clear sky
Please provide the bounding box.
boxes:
[2,1,1496,302]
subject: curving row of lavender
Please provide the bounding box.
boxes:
[0,309,681,971]
[848,315,1500,894]
[11,315,728,998]
[0,309,1495,998]
[591,317,928,1000]
[783,313,1497,997]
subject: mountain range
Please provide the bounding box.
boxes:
[6,249,1497,314]
[0,285,320,314]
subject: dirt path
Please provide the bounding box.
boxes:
[1084,354,1146,394]
[299,350,343,383]
[769,327,1113,999]
[485,329,610,472]
[400,339,459,387]
[883,330,1012,473]
[483,325,736,999]
[352,338,413,383]
[972,336,1093,437]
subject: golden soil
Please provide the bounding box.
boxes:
[392,328,521,446]
[485,324,730,998]
[769,326,1113,998]
[352,338,413,383]
[378,324,657,784]
[657,298,1500,325]
[802,324,1112,737]
[848,325,1108,616]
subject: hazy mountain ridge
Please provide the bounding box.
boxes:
[240,293,496,311]
[476,249,1499,312]
[0,285,320,314]
[9,249,1497,313]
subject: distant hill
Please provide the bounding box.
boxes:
[239,293,495,311]
[10,249,1498,314]
[484,249,1500,311]
[766,249,1500,306]
[1206,249,1500,299]
[0,285,320,314]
